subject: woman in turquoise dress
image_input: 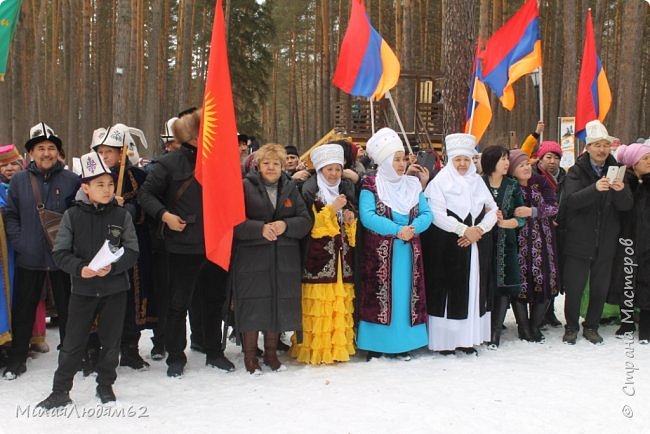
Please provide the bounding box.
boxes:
[356,128,432,360]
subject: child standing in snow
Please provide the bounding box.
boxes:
[36,152,139,409]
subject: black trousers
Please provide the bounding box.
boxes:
[9,268,70,365]
[150,247,169,348]
[563,254,614,330]
[120,275,141,350]
[165,253,228,366]
[53,292,126,392]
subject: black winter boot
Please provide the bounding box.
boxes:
[96,385,116,404]
[37,391,72,410]
[541,298,562,328]
[489,296,509,349]
[120,345,150,370]
[511,301,534,342]
[530,302,549,343]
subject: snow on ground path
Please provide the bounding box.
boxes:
[1,294,648,434]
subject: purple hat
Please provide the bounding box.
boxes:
[508,149,529,176]
[616,143,650,168]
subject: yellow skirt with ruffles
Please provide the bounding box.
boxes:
[290,259,355,364]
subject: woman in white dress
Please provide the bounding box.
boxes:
[422,134,498,354]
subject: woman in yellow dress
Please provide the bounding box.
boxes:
[290,144,357,364]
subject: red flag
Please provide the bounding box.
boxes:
[196,0,245,270]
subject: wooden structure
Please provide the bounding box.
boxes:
[334,72,444,153]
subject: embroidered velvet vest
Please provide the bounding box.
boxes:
[358,176,427,326]
[302,198,355,284]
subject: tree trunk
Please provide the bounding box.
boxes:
[612,0,644,142]
[441,0,476,137]
[112,0,130,123]
[560,0,576,120]
[144,0,163,154]
[320,0,331,133]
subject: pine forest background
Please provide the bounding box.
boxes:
[0,0,648,160]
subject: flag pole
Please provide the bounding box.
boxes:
[369,97,376,134]
[538,66,544,142]
[386,90,413,154]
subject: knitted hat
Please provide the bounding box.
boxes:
[366,128,404,165]
[79,151,113,183]
[445,133,477,160]
[616,143,650,168]
[25,122,63,152]
[508,149,529,176]
[310,144,344,171]
[537,141,562,158]
[0,144,23,166]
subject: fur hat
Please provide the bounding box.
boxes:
[91,123,148,166]
[79,151,113,183]
[585,120,614,145]
[0,144,23,166]
[173,109,202,144]
[311,144,344,172]
[445,133,477,160]
[25,122,63,152]
[366,128,404,165]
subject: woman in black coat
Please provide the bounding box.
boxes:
[230,143,312,373]
[609,142,650,344]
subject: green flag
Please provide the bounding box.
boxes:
[0,0,22,81]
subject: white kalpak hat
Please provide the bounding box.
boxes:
[310,144,344,171]
[585,120,614,145]
[91,123,148,166]
[161,117,179,143]
[366,127,404,165]
[445,133,477,160]
[79,151,113,182]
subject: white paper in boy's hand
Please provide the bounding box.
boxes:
[88,240,124,272]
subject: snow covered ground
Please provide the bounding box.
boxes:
[1,294,648,434]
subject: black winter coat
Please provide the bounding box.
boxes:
[52,197,139,297]
[557,152,633,261]
[138,145,205,255]
[5,161,80,270]
[608,172,650,310]
[229,172,312,333]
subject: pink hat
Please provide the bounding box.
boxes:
[616,143,650,168]
[536,141,562,159]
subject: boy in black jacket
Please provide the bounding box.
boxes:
[36,152,139,409]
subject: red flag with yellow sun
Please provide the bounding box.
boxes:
[196,0,245,270]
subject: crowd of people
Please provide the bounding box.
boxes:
[0,109,648,411]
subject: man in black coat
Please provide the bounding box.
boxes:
[138,108,233,378]
[3,123,80,380]
[558,120,633,345]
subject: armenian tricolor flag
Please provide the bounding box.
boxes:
[196,0,245,269]
[465,38,492,143]
[332,0,400,101]
[575,9,611,142]
[480,0,541,111]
